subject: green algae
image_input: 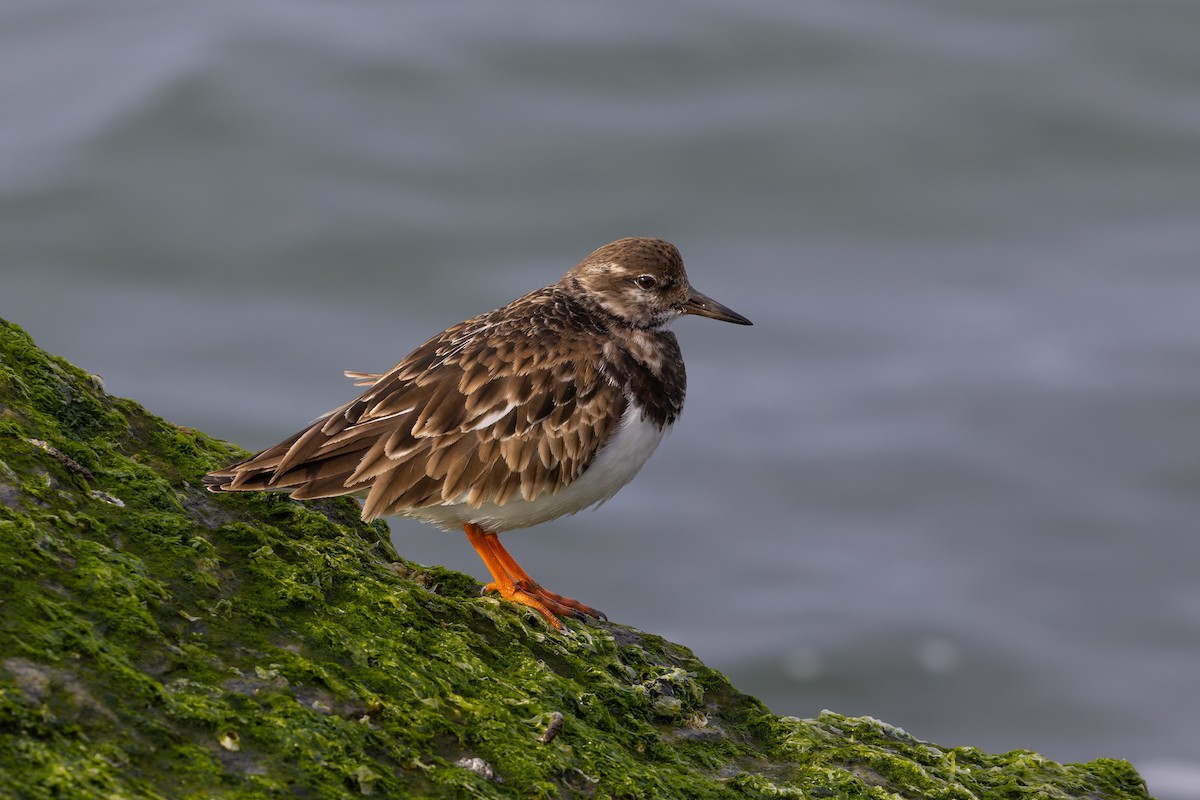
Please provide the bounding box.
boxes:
[0,318,1150,800]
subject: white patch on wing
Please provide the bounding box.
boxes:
[463,403,517,432]
[364,405,417,422]
[403,404,669,532]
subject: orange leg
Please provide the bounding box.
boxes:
[486,533,607,622]
[462,523,606,629]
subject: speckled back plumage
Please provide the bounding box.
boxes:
[204,238,691,521]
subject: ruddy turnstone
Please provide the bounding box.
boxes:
[205,237,751,629]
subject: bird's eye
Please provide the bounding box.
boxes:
[634,274,658,290]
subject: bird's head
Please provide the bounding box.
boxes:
[564,237,752,330]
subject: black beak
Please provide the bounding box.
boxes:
[681,286,753,325]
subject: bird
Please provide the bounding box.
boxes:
[204,237,752,629]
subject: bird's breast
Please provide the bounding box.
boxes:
[603,329,686,428]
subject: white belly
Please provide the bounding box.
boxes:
[403,408,669,533]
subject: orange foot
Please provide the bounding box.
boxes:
[463,522,606,630]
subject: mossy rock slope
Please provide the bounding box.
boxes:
[0,319,1149,799]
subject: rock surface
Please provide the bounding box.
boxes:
[0,319,1149,799]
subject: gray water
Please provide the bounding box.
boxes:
[4,1,1199,794]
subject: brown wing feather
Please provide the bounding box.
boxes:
[204,288,625,521]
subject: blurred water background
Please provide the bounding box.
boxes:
[3,1,1199,794]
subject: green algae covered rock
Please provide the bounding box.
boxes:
[0,318,1149,800]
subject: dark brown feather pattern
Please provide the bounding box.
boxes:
[204,237,752,531]
[206,283,680,520]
